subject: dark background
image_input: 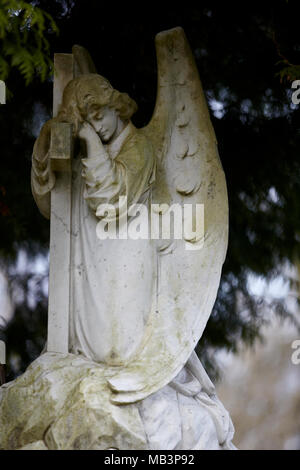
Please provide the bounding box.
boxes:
[0,1,299,381]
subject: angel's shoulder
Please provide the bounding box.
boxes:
[121,125,154,161]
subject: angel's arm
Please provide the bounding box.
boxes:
[80,122,126,214]
[31,119,57,219]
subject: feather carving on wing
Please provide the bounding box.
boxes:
[107,27,229,404]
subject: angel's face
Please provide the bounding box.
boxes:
[87,106,119,143]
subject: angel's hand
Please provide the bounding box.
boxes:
[33,117,63,175]
[35,118,58,164]
[78,121,107,159]
[78,122,102,144]
[32,117,61,195]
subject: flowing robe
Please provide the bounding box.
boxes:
[31,120,235,450]
[69,122,156,365]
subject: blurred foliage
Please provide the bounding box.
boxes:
[0,1,300,380]
[1,264,48,382]
[0,0,58,88]
[277,62,300,83]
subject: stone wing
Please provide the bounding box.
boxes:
[108,27,228,404]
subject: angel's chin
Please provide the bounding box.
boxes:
[99,132,111,143]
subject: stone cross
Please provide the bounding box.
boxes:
[46,46,96,354]
[47,54,74,354]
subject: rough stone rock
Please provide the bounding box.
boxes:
[0,353,148,450]
[0,352,235,450]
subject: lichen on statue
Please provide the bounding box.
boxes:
[46,73,156,366]
[1,28,237,450]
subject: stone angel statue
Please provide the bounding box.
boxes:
[0,27,236,450]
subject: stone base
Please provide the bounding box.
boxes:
[0,353,236,450]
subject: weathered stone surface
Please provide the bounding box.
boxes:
[20,26,236,450]
[19,441,48,450]
[0,353,235,450]
[0,353,147,450]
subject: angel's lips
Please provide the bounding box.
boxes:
[99,130,109,141]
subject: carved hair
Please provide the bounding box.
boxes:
[58,73,137,133]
